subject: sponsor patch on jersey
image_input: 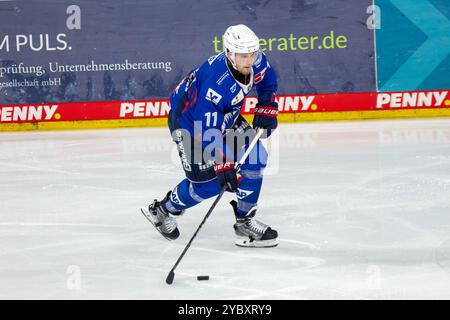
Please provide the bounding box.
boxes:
[254,67,268,84]
[205,88,222,105]
[231,89,245,106]
[236,188,254,200]
[171,186,186,206]
[230,83,237,93]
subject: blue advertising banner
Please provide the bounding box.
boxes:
[0,0,375,105]
[376,0,450,92]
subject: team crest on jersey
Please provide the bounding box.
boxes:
[231,89,245,106]
[230,83,237,93]
[205,88,222,105]
[171,187,186,206]
[254,66,268,84]
[236,188,254,200]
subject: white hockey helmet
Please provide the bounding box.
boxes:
[223,24,260,68]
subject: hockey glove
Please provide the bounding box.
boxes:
[252,102,279,137]
[214,162,238,192]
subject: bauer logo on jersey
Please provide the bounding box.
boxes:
[236,188,254,200]
[205,88,222,105]
[231,89,245,106]
[230,83,237,93]
[171,187,186,206]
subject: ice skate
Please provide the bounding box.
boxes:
[230,200,278,248]
[141,192,180,241]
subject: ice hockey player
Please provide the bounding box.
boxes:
[143,24,279,247]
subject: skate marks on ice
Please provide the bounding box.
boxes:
[137,236,325,299]
[0,223,167,299]
[1,121,450,298]
[435,238,450,276]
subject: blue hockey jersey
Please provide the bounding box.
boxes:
[169,51,277,139]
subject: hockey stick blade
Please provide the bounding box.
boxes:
[166,270,175,285]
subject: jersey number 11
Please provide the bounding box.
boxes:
[205,112,218,127]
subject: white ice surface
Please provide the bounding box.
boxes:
[1,119,450,299]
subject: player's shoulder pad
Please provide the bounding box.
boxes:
[207,58,238,107]
[206,51,226,66]
[208,52,233,89]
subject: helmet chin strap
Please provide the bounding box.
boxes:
[227,51,238,70]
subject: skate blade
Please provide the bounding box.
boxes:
[140,208,176,241]
[235,237,278,248]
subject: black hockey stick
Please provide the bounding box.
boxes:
[166,128,265,285]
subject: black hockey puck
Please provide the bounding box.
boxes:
[197,275,209,281]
